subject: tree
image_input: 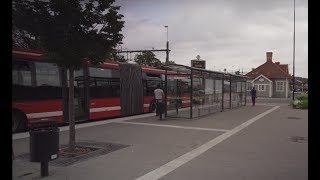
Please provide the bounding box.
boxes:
[112,53,127,62]
[134,51,162,67]
[167,60,176,65]
[12,27,41,49]
[12,0,124,152]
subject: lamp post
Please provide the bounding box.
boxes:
[292,0,296,101]
[164,25,169,117]
[164,25,169,65]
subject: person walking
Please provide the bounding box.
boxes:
[154,84,165,120]
[250,87,257,106]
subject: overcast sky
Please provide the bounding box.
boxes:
[115,0,308,78]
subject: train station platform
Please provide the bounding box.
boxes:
[12,98,307,180]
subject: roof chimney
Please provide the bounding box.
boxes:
[266,52,272,62]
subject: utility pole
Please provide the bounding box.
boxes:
[165,26,169,65]
[292,0,296,101]
[164,25,169,117]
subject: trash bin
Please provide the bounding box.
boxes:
[29,119,59,177]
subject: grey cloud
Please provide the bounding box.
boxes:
[115,0,308,77]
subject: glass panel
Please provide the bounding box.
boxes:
[89,67,120,98]
[35,62,60,86]
[166,74,191,118]
[67,68,88,120]
[12,60,32,86]
[34,62,62,100]
[13,60,64,101]
[12,60,34,101]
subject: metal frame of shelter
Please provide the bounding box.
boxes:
[164,64,248,119]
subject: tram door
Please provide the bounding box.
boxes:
[119,63,144,116]
[63,68,89,122]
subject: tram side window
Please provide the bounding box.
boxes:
[89,67,120,98]
[12,60,33,101]
[13,60,32,86]
[143,73,163,96]
[34,62,62,100]
[144,79,162,96]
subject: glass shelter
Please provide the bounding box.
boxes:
[164,64,247,119]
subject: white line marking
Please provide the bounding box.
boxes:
[255,103,288,106]
[27,111,62,118]
[90,106,121,112]
[26,105,150,119]
[136,106,280,180]
[13,50,42,56]
[12,113,156,140]
[26,105,123,119]
[117,121,229,132]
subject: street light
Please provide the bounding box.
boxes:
[164,25,168,42]
[164,25,169,65]
[292,0,296,101]
[164,25,169,118]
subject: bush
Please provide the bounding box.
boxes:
[296,93,308,101]
[292,98,308,109]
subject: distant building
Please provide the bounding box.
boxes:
[292,79,308,92]
[245,52,291,98]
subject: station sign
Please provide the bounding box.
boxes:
[191,60,206,69]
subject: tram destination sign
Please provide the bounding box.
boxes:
[191,60,206,69]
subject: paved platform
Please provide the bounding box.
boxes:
[12,98,307,180]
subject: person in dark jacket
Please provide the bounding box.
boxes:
[250,87,257,106]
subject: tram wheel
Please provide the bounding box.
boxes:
[12,110,27,133]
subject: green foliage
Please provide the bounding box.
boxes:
[12,0,125,150]
[168,60,176,65]
[296,93,308,101]
[112,53,127,62]
[133,51,175,68]
[134,51,162,67]
[293,99,308,109]
[12,0,124,68]
[292,93,308,109]
[12,28,42,49]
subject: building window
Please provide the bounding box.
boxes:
[258,85,265,91]
[276,81,285,92]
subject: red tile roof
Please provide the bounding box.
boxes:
[246,61,291,79]
[279,64,289,74]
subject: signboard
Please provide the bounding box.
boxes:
[191,60,206,69]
